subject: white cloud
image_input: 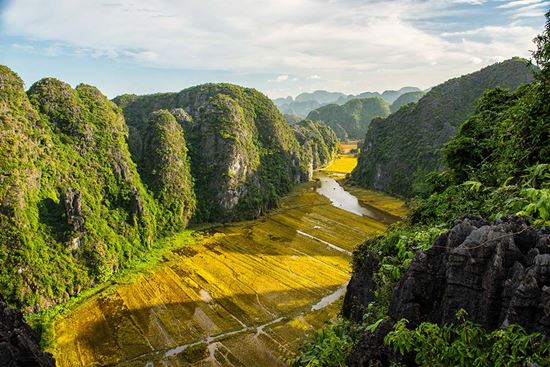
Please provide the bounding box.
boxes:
[508,2,550,18]
[451,0,486,4]
[268,74,290,83]
[497,0,543,9]
[470,56,483,64]
[0,0,544,96]
[497,0,549,18]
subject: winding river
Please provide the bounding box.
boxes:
[51,161,405,367]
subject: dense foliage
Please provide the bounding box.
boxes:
[296,14,550,366]
[0,71,160,309]
[291,318,364,367]
[292,119,339,171]
[306,97,390,140]
[139,110,196,232]
[385,311,550,367]
[351,58,536,197]
[115,83,314,222]
[0,71,338,311]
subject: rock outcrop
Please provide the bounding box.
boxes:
[0,299,55,366]
[345,216,550,366]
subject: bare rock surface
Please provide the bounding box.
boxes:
[0,299,55,367]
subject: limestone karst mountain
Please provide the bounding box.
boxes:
[114,83,337,222]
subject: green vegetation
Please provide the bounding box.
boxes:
[306,97,391,140]
[0,68,337,312]
[389,91,425,113]
[139,110,196,232]
[291,317,364,367]
[0,71,161,309]
[296,14,550,365]
[378,87,423,104]
[292,119,339,169]
[27,229,198,350]
[385,311,550,367]
[273,88,421,118]
[115,83,314,222]
[351,58,536,197]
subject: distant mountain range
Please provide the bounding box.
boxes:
[273,87,422,117]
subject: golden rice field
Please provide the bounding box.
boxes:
[322,142,360,174]
[51,158,405,367]
[322,155,357,174]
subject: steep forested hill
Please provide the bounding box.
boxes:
[296,16,550,366]
[306,97,391,140]
[274,87,420,117]
[292,119,339,172]
[114,83,330,223]
[0,67,162,308]
[351,58,536,197]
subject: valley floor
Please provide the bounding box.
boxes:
[50,157,405,367]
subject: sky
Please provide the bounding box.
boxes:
[0,0,547,99]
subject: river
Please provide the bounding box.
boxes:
[51,164,405,367]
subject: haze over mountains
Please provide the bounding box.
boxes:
[273,87,422,118]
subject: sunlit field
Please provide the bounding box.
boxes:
[51,179,404,367]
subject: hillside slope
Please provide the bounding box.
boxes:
[0,67,162,308]
[306,97,391,140]
[274,87,420,117]
[296,18,550,365]
[351,58,536,197]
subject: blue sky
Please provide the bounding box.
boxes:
[0,0,547,98]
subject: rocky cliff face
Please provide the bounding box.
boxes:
[345,216,550,366]
[0,299,55,366]
[115,84,312,222]
[351,58,536,197]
